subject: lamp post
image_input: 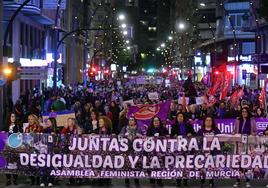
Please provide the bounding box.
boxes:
[1,0,31,127]
[52,0,62,90]
[0,0,3,127]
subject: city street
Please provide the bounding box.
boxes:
[1,0,268,187]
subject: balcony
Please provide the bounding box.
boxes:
[4,0,54,25]
[4,0,41,14]
[224,2,250,11]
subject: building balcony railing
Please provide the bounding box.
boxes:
[224,2,250,11]
[4,0,41,14]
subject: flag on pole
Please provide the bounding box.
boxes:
[259,79,268,109]
[230,87,244,107]
[220,72,231,100]
[182,93,187,113]
[208,74,222,96]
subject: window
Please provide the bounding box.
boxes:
[226,13,244,28]
[20,23,24,45]
[242,42,255,54]
[25,25,28,46]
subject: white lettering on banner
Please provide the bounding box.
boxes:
[69,137,129,152]
[100,171,146,177]
[241,155,252,168]
[50,170,95,177]
[151,171,183,178]
[128,156,139,168]
[20,153,29,166]
[13,135,268,179]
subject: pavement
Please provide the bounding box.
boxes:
[0,176,267,188]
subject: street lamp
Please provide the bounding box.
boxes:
[160,43,166,48]
[127,46,131,50]
[156,47,160,51]
[168,36,173,40]
[123,30,128,35]
[3,67,12,76]
[126,40,130,44]
[118,14,125,21]
[178,22,185,30]
[200,3,206,7]
[121,23,127,28]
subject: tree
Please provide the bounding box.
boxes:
[258,0,268,20]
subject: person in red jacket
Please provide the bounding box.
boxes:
[60,118,77,134]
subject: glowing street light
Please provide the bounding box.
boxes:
[126,40,130,44]
[121,23,127,28]
[168,36,173,40]
[118,14,125,21]
[123,30,128,35]
[3,67,12,76]
[200,3,206,6]
[160,43,165,48]
[156,47,160,51]
[178,22,185,30]
[127,46,131,50]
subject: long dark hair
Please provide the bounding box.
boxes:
[202,115,217,131]
[148,116,164,129]
[90,109,99,121]
[239,107,251,121]
[7,112,17,126]
[174,112,187,124]
[48,117,57,133]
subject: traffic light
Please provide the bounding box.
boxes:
[88,66,97,78]
[1,62,21,81]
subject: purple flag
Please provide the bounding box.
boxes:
[128,101,171,134]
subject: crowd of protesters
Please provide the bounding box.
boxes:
[3,78,268,187]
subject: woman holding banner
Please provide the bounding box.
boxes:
[40,118,57,187]
[233,107,257,188]
[120,116,142,187]
[147,116,168,187]
[96,116,112,186]
[24,114,43,186]
[171,112,196,187]
[5,113,22,186]
[197,115,221,188]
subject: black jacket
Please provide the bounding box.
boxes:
[146,125,168,137]
[171,123,196,137]
[5,124,23,133]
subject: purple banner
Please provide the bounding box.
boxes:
[191,118,267,134]
[1,134,268,179]
[128,101,171,133]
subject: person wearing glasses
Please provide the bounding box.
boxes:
[120,116,143,187]
[233,107,257,188]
